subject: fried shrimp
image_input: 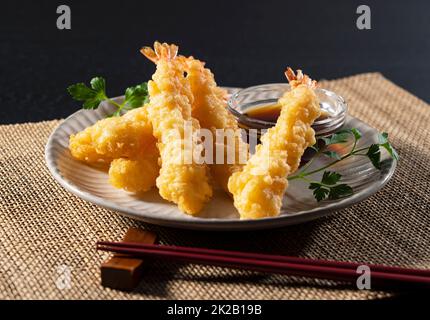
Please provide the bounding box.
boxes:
[90,107,156,159]
[69,106,156,161]
[108,146,160,193]
[69,125,112,164]
[69,106,160,192]
[181,56,247,192]
[141,42,212,214]
[228,68,321,219]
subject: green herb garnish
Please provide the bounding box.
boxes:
[67,77,149,116]
[288,128,398,202]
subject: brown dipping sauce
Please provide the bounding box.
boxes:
[245,103,329,123]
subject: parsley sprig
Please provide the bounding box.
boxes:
[288,128,398,202]
[67,77,149,116]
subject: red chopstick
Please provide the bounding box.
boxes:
[96,241,430,289]
[98,241,430,277]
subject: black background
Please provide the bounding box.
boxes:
[1,0,429,124]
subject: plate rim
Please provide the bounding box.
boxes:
[45,94,397,231]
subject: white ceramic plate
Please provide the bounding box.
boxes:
[45,89,397,230]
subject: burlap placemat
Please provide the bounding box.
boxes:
[0,73,429,300]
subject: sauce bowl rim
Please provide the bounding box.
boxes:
[227,82,348,129]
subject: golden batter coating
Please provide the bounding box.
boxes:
[182,56,247,192]
[69,124,112,164]
[228,69,321,219]
[69,106,156,161]
[141,42,212,214]
[108,147,160,193]
[69,106,160,192]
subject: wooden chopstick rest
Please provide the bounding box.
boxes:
[100,227,157,291]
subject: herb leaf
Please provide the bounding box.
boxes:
[378,132,399,161]
[378,132,389,144]
[90,77,106,92]
[351,128,362,140]
[366,144,381,169]
[67,83,95,101]
[328,184,353,200]
[68,77,150,116]
[380,142,399,161]
[124,82,149,108]
[308,171,350,202]
[288,127,397,202]
[321,171,342,185]
[67,77,107,110]
[309,183,330,202]
[322,130,351,145]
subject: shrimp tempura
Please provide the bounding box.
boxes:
[69,106,160,192]
[69,125,112,164]
[69,106,156,161]
[109,147,160,193]
[141,42,212,214]
[181,56,247,192]
[228,68,321,219]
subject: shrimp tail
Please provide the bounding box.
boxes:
[285,67,317,89]
[141,41,179,63]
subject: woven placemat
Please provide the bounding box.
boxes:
[1,73,429,300]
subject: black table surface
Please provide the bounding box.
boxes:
[1,0,429,124]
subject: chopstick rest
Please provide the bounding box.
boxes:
[100,228,157,291]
